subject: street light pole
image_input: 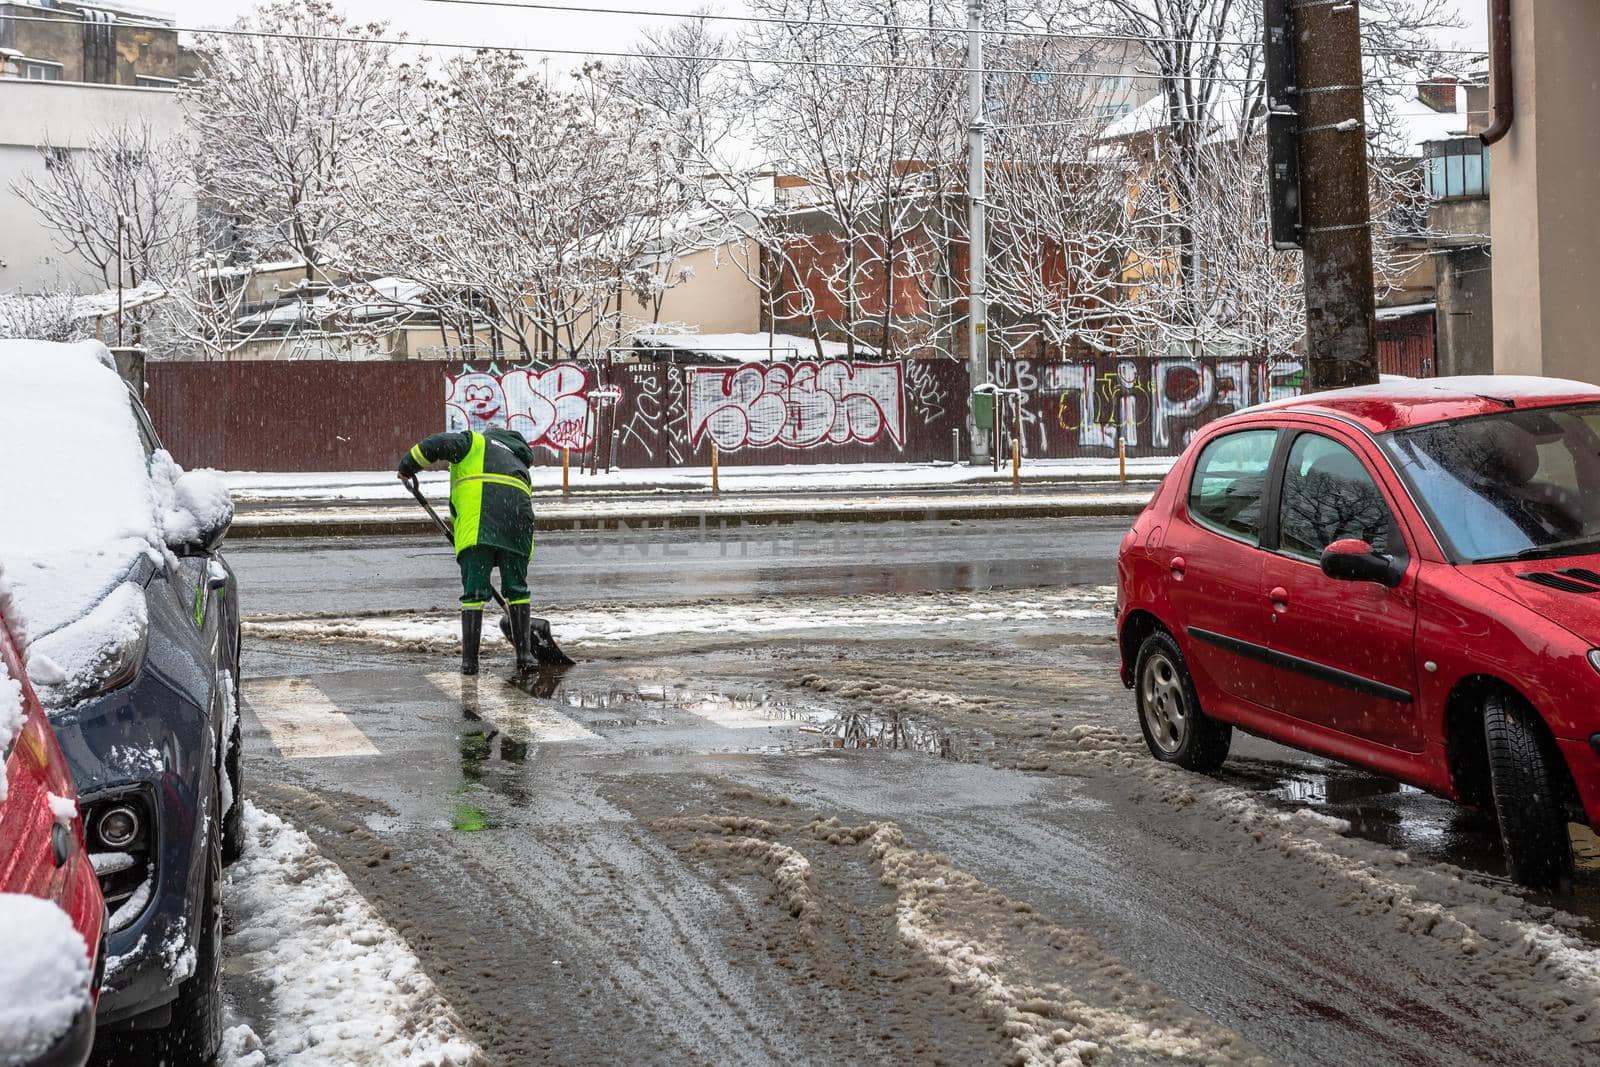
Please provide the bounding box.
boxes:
[115,211,127,348]
[966,0,989,463]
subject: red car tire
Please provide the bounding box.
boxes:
[1135,630,1232,774]
[1484,691,1575,890]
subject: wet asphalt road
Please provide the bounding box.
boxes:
[227,516,1131,616]
[219,517,1600,1066]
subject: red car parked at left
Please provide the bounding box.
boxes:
[1118,376,1600,889]
[1,589,105,1067]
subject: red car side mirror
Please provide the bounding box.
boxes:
[1320,538,1405,588]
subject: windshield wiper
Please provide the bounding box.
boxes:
[1477,538,1600,564]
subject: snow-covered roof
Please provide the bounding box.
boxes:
[1098,84,1473,159]
[635,331,878,363]
[1375,301,1436,320]
[235,277,437,329]
[70,281,169,319]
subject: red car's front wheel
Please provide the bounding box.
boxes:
[1484,692,1574,890]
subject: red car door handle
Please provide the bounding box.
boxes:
[1170,556,1186,578]
[1269,586,1289,610]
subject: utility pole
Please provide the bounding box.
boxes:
[966,0,989,463]
[1265,0,1378,390]
[115,211,127,347]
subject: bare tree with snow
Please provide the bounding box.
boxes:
[185,0,401,281]
[11,121,190,292]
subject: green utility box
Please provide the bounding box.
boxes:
[972,390,995,429]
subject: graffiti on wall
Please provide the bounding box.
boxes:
[445,363,594,451]
[687,361,907,451]
[617,363,691,465]
[1003,357,1305,453]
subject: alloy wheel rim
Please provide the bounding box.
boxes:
[1140,653,1188,754]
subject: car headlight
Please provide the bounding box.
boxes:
[1590,650,1600,675]
[81,624,148,701]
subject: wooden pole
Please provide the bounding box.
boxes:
[711,443,720,496]
[1011,437,1020,493]
[561,448,570,496]
[1118,439,1126,485]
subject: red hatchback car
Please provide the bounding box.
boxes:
[1118,376,1600,888]
[1,594,105,1066]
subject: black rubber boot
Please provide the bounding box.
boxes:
[509,604,537,674]
[460,611,482,676]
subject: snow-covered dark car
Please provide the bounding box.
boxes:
[0,341,242,1062]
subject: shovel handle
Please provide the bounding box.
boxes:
[403,475,509,612]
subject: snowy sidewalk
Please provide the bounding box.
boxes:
[230,486,1153,538]
[224,459,1163,537]
[224,456,1172,505]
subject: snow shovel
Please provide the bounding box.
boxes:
[402,475,576,668]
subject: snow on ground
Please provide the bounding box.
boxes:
[220,803,477,1067]
[221,457,1174,504]
[246,587,1119,651]
[0,894,91,1066]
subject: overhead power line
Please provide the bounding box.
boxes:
[0,10,1468,87]
[417,0,1489,59]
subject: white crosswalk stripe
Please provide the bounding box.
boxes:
[244,677,382,759]
[426,673,598,743]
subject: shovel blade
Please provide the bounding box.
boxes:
[528,617,577,667]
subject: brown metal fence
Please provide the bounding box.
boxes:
[146,354,1306,472]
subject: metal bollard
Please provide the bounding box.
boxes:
[609,429,620,473]
[951,427,960,464]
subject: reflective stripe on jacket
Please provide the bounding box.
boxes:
[407,428,536,557]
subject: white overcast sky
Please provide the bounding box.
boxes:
[161,0,1489,59]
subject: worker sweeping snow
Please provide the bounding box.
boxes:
[397,426,573,675]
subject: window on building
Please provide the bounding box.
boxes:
[1423,137,1490,200]
[135,75,179,89]
[21,60,64,81]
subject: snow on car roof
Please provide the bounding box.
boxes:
[1250,374,1600,432]
[0,340,159,643]
[0,893,92,1065]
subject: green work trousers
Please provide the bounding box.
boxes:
[458,545,530,610]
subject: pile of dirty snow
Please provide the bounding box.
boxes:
[220,804,477,1067]
[0,894,91,1066]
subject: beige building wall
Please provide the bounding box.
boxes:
[539,238,764,357]
[1489,0,1600,383]
[644,241,762,335]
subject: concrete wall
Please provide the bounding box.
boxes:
[1490,0,1600,383]
[0,78,182,294]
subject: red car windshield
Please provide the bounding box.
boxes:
[1381,402,1600,563]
